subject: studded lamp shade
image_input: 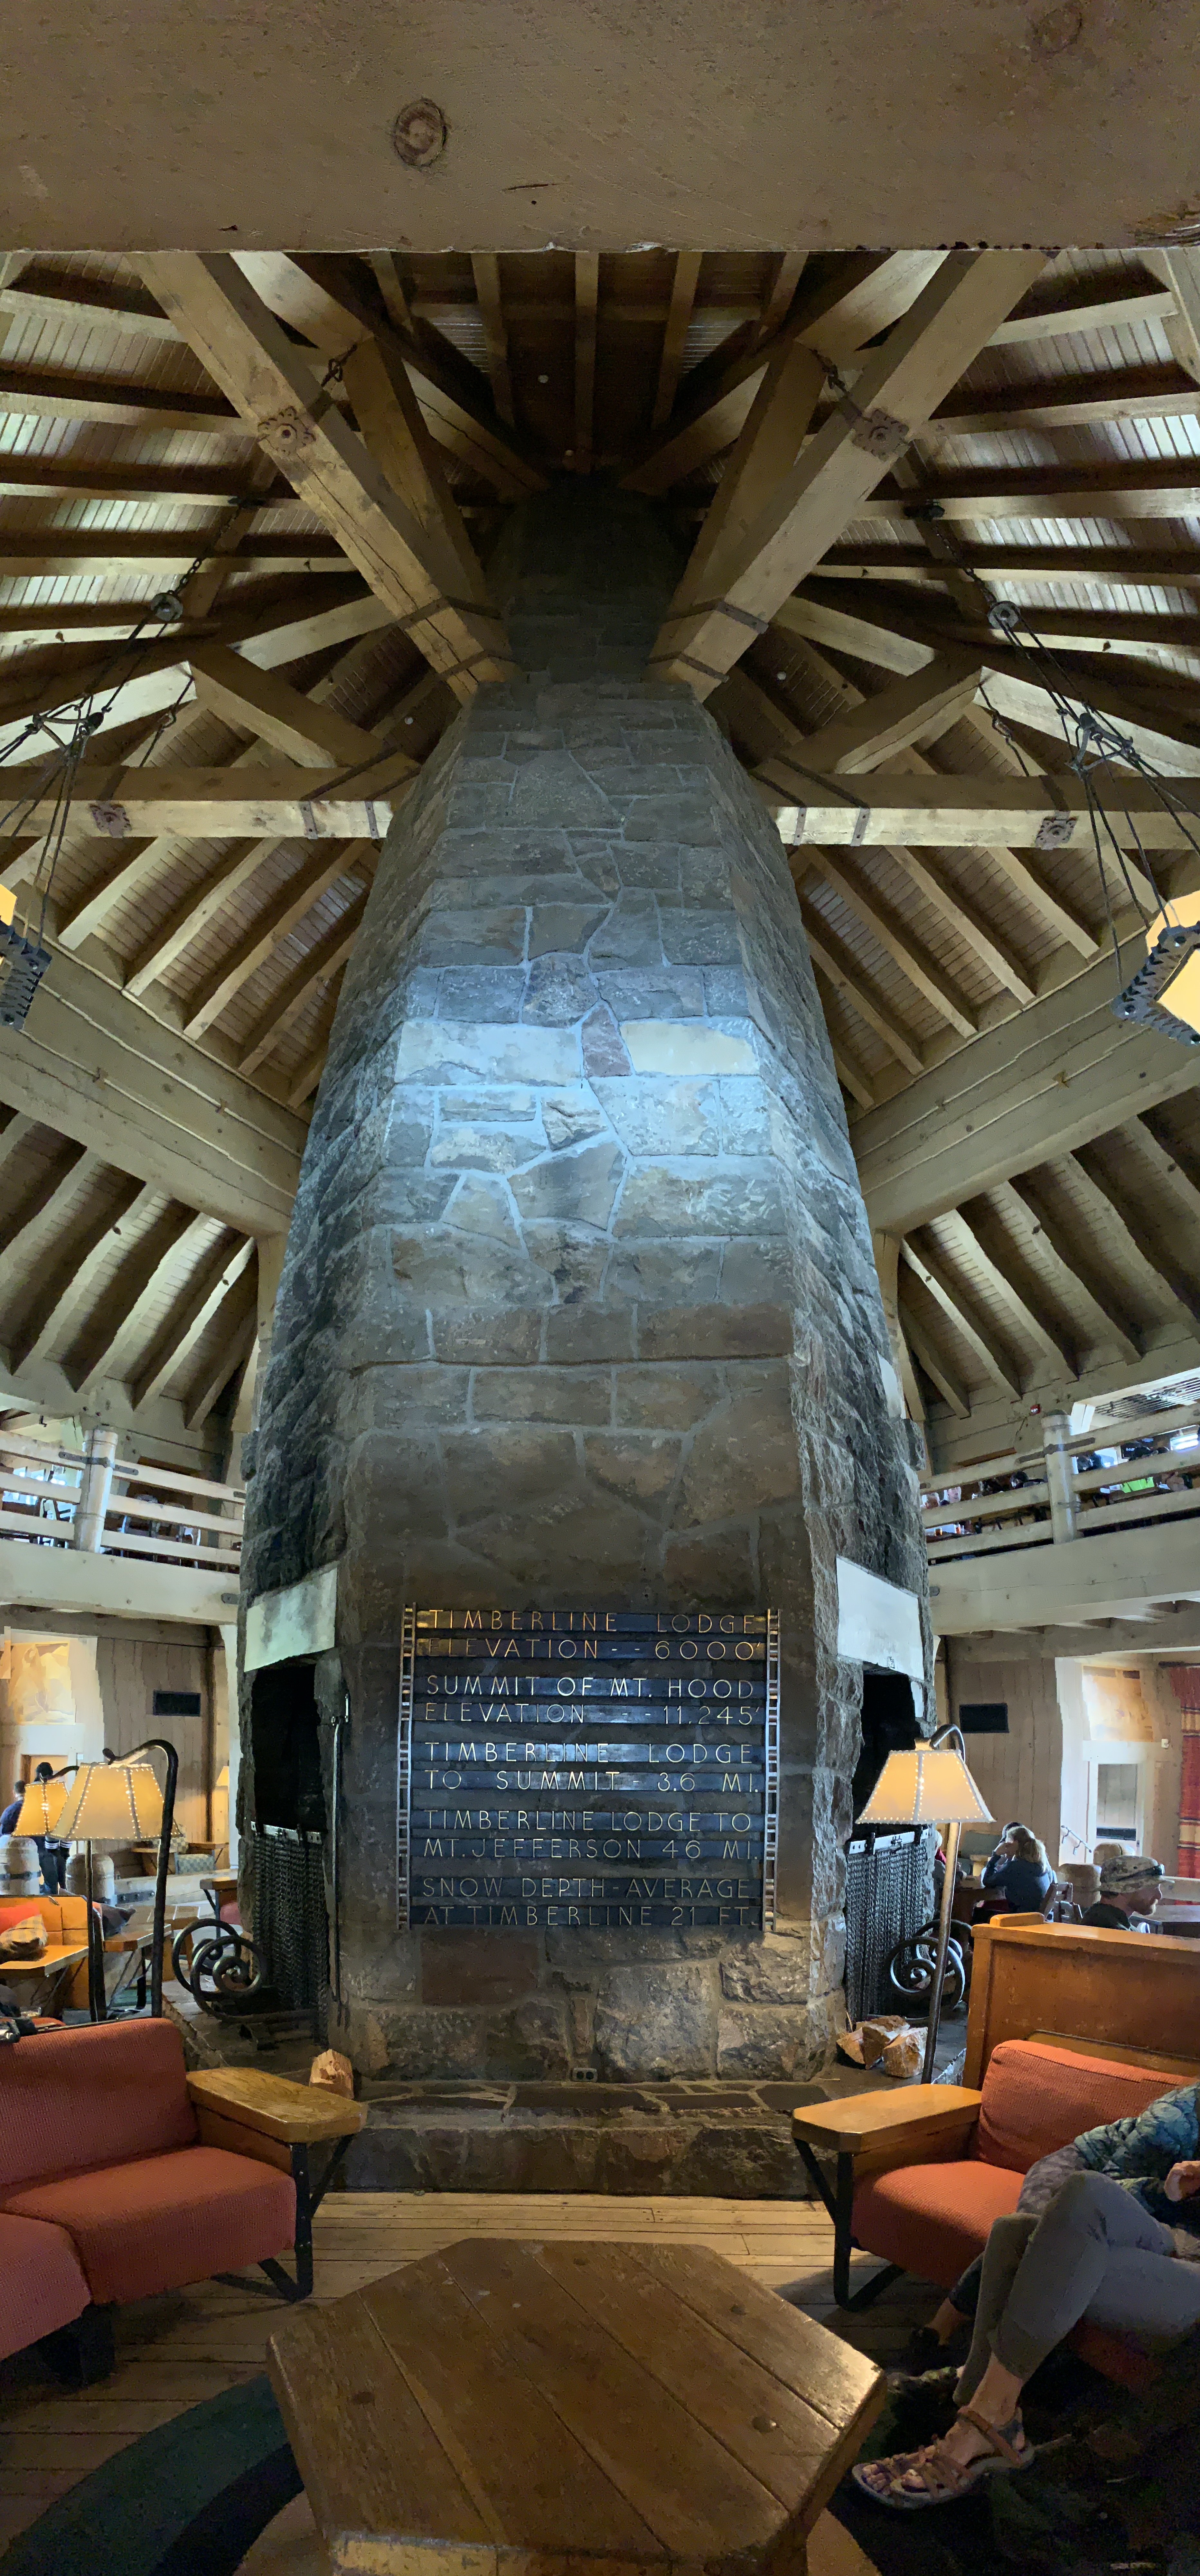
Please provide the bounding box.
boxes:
[55,1760,164,1843]
[11,1774,70,1837]
[858,1745,993,1827]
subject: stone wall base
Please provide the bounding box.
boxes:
[335,1927,846,2086]
[345,2077,831,2197]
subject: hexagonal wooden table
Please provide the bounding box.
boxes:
[266,2235,884,2575]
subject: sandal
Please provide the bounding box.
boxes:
[851,2406,1035,2511]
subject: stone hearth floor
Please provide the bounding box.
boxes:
[163,1982,969,2196]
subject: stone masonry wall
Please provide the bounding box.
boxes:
[239,484,931,2084]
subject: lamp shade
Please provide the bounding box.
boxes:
[11,1774,70,1837]
[55,1760,164,1843]
[858,1745,993,1827]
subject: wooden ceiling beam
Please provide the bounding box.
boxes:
[783,651,984,772]
[673,335,826,611]
[802,908,925,1074]
[754,254,808,344]
[8,1177,154,1375]
[818,540,1200,590]
[132,1234,256,1410]
[797,852,977,1035]
[648,249,1045,692]
[187,645,388,769]
[184,1284,258,1432]
[1070,1141,1200,1332]
[257,251,546,500]
[897,1294,970,1416]
[0,1144,94,1279]
[853,947,1200,1239]
[989,276,1174,344]
[0,364,246,434]
[816,1005,877,1110]
[901,1235,1023,1394]
[139,254,515,699]
[777,583,1200,774]
[761,769,1200,848]
[69,1208,214,1394]
[945,1203,1079,1376]
[651,253,702,429]
[236,896,368,1077]
[470,255,515,426]
[339,331,494,605]
[182,844,377,1040]
[2,758,415,841]
[0,459,287,505]
[0,948,302,1237]
[933,362,1200,436]
[0,533,346,579]
[995,1174,1141,1362]
[858,459,1200,526]
[0,584,391,766]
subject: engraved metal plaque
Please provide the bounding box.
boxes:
[398,1606,779,1934]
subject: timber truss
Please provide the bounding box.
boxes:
[0,245,1199,1461]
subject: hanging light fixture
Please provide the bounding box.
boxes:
[1113,889,1200,1047]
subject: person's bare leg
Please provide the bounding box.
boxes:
[934,2354,1027,2470]
[929,2296,968,2343]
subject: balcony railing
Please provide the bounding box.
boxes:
[922,1402,1200,1564]
[0,1432,244,1574]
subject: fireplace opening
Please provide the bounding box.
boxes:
[852,1668,920,1818]
[249,1661,326,1835]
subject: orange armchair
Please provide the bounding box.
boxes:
[0,2020,363,2379]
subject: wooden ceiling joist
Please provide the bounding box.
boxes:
[763,770,1200,847]
[181,843,375,1041]
[132,1234,256,1410]
[69,1209,215,1395]
[647,250,1046,693]
[8,1177,152,1376]
[236,898,368,1079]
[896,1296,971,1417]
[798,852,977,1037]
[470,254,515,427]
[651,253,703,430]
[138,254,516,698]
[2,760,413,841]
[901,1235,1023,1395]
[1068,1143,1200,1334]
[996,1174,1141,1364]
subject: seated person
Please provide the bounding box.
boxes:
[973,1822,1054,1918]
[857,2076,1200,2509]
[1083,1851,1165,1930]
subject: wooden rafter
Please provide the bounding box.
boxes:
[801,910,925,1075]
[651,253,702,429]
[777,653,984,774]
[901,1235,1023,1395]
[897,1295,971,1417]
[184,1280,258,1431]
[8,1178,153,1374]
[1069,1143,1200,1333]
[138,254,515,699]
[187,647,384,769]
[944,1204,1079,1377]
[236,898,367,1078]
[471,256,515,426]
[3,761,415,840]
[182,844,376,1041]
[648,250,1046,692]
[70,1209,215,1394]
[858,457,1200,527]
[132,1235,256,1410]
[797,852,977,1037]
[994,1175,1141,1364]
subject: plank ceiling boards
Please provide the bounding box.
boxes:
[1,246,1200,1465]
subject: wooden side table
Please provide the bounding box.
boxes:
[0,1941,90,2016]
[187,2066,364,2301]
[268,2236,884,2574]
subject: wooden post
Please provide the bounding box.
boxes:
[72,1426,117,1553]
[1043,1412,1079,1543]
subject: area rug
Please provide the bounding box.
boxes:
[829,2379,1200,2576]
[0,2376,301,2576]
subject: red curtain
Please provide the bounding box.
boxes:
[1167,1667,1200,1879]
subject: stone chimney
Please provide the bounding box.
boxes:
[239,482,930,2086]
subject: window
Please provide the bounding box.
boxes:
[1094,1761,1139,1845]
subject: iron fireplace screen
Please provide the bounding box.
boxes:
[398,1606,779,1933]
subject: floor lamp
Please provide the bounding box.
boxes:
[54,1742,178,2021]
[857,1724,993,2081]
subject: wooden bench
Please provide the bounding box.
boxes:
[267,2235,884,2574]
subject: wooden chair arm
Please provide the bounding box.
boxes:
[187,2066,365,2147]
[793,2084,983,2177]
